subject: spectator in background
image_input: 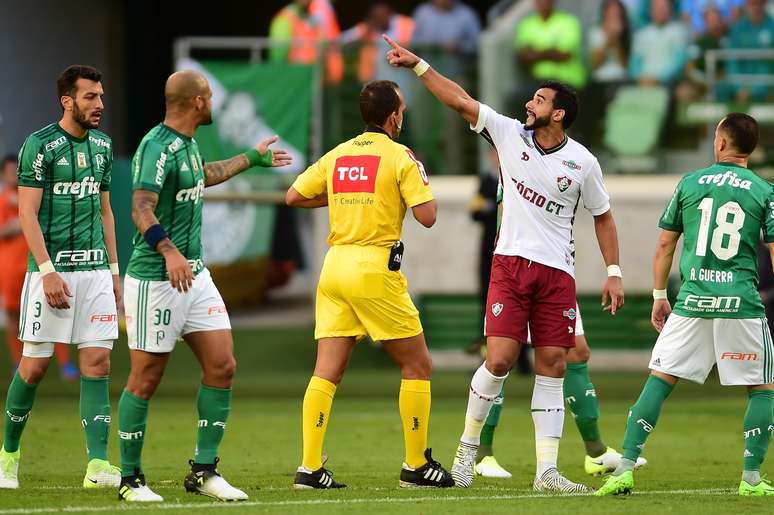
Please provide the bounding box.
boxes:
[515,0,586,92]
[629,0,690,86]
[681,0,744,34]
[621,0,651,29]
[410,0,481,174]
[340,3,414,98]
[269,0,343,84]
[678,6,732,100]
[727,0,774,103]
[0,155,77,380]
[590,0,632,84]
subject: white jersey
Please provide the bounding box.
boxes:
[472,103,610,277]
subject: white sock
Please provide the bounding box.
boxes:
[461,364,508,445]
[531,375,564,476]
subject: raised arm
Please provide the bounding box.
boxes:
[651,229,680,332]
[594,209,624,315]
[203,135,292,187]
[384,35,479,126]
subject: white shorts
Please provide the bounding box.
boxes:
[18,270,118,344]
[22,340,113,358]
[124,268,231,353]
[527,303,584,341]
[649,314,774,386]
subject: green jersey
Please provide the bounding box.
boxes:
[126,124,205,281]
[659,162,774,318]
[17,123,112,272]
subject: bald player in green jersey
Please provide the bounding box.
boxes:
[0,65,122,490]
[117,70,291,502]
[597,113,774,497]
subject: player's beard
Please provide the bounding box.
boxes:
[524,112,550,131]
[72,102,100,130]
[200,108,213,126]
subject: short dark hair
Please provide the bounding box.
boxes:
[1,153,17,169]
[719,113,759,155]
[538,80,579,129]
[359,81,401,126]
[57,65,102,100]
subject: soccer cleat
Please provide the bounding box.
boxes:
[83,458,121,488]
[0,448,19,489]
[184,459,248,501]
[739,477,774,496]
[584,447,648,476]
[118,473,163,502]
[533,468,592,494]
[475,455,512,478]
[594,470,634,496]
[450,441,478,488]
[293,466,346,489]
[399,448,454,488]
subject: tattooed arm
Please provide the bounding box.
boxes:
[132,189,193,292]
[204,135,292,187]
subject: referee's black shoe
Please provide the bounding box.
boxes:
[399,448,455,488]
[293,466,346,489]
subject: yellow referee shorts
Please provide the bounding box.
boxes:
[314,245,423,342]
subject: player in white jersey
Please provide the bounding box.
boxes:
[384,36,624,492]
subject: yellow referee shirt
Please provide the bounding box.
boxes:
[292,128,433,248]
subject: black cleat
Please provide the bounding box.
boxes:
[293,465,346,489]
[399,448,455,488]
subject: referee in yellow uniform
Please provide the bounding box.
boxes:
[286,80,453,489]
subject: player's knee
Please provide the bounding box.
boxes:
[204,356,236,386]
[400,355,432,380]
[486,356,513,377]
[568,346,590,363]
[80,358,110,378]
[18,361,48,384]
[535,353,566,377]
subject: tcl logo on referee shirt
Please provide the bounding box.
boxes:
[332,155,380,193]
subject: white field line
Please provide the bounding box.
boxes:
[0,487,735,514]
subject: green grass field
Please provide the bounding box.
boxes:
[0,327,770,514]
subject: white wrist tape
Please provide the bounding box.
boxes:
[110,262,119,275]
[39,260,55,276]
[413,59,430,77]
[606,264,622,278]
[653,289,668,300]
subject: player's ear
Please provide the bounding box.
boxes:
[553,108,565,124]
[61,95,72,112]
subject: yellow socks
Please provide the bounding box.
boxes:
[302,376,337,471]
[399,379,431,469]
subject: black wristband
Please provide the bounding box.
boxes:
[144,224,169,250]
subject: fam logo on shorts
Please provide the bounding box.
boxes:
[90,314,118,323]
[332,155,380,194]
[491,302,503,317]
[557,176,573,193]
[563,307,577,320]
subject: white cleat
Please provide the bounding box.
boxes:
[184,460,248,501]
[533,468,592,494]
[0,448,19,489]
[450,442,478,488]
[474,456,512,478]
[118,475,163,502]
[83,458,121,488]
[584,447,647,476]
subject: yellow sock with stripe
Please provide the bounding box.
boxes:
[302,376,337,471]
[399,379,431,469]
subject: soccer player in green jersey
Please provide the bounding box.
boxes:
[116,70,291,502]
[0,65,122,489]
[597,113,774,497]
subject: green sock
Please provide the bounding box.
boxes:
[621,375,673,463]
[3,372,38,453]
[118,389,148,476]
[742,390,774,476]
[195,384,232,465]
[477,387,504,460]
[80,376,111,461]
[565,362,606,457]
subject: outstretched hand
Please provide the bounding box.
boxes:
[383,34,421,69]
[256,135,292,168]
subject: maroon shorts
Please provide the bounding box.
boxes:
[484,255,576,348]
